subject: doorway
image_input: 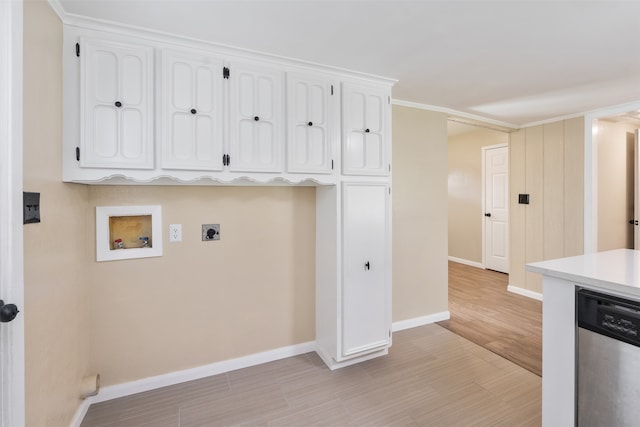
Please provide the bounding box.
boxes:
[447,119,510,270]
[592,115,639,252]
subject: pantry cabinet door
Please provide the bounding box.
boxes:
[341,182,390,357]
[228,61,284,173]
[342,83,389,176]
[80,37,154,169]
[161,49,224,171]
[286,73,335,174]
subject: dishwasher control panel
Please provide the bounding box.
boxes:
[577,289,640,347]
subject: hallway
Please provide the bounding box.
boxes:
[438,261,542,376]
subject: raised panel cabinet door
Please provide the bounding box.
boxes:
[342,83,389,176]
[286,73,334,174]
[80,37,154,169]
[342,183,390,357]
[228,61,284,173]
[161,49,224,170]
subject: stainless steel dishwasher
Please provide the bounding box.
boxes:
[576,289,640,427]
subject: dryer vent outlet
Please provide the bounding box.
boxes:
[202,224,220,241]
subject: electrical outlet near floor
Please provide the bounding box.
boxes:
[202,224,220,241]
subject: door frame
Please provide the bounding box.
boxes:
[584,101,640,253]
[481,143,509,271]
[0,0,26,425]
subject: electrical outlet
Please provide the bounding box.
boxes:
[202,224,220,241]
[169,224,182,242]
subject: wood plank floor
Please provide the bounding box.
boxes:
[81,324,541,426]
[438,261,542,376]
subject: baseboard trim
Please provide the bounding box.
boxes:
[508,285,543,301]
[87,341,315,405]
[73,314,452,424]
[448,256,484,269]
[392,311,451,332]
[69,398,91,427]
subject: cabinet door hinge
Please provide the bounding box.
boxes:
[75,147,80,161]
[223,67,230,79]
[75,43,80,57]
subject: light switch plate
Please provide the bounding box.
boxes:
[202,224,220,241]
[23,192,40,224]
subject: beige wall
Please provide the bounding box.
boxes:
[597,120,636,251]
[86,186,316,385]
[510,117,584,294]
[23,1,91,425]
[392,106,449,321]
[448,128,509,263]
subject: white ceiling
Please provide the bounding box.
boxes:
[55,0,640,127]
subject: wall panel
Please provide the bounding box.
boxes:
[525,126,544,292]
[543,121,565,261]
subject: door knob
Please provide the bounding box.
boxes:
[0,300,19,323]
[485,213,492,217]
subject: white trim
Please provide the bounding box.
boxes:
[88,341,315,404]
[315,346,389,371]
[69,400,91,427]
[392,99,519,130]
[46,0,65,21]
[392,311,451,332]
[507,285,543,301]
[0,0,25,426]
[448,256,484,270]
[59,11,395,87]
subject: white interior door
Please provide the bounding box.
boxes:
[483,145,509,273]
[0,0,25,425]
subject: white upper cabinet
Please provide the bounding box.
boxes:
[80,37,154,169]
[228,60,284,173]
[160,49,224,171]
[341,82,390,176]
[286,73,335,174]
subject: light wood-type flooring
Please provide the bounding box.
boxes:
[438,261,542,376]
[81,323,541,426]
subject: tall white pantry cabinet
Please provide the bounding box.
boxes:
[63,23,394,369]
[316,82,392,369]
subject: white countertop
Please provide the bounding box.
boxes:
[526,249,640,299]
